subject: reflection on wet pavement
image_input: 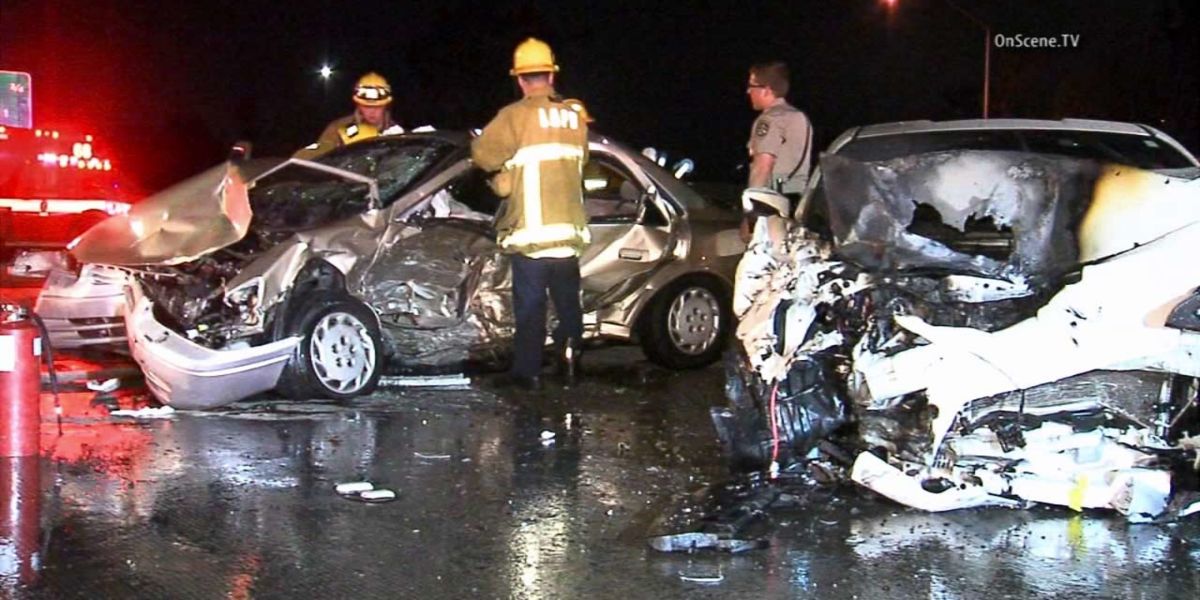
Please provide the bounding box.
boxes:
[5,347,1199,598]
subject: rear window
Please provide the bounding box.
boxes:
[838,129,1194,169]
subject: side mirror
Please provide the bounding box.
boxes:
[229,140,252,164]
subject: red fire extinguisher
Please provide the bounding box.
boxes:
[0,303,41,458]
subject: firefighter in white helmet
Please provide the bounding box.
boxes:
[296,72,403,158]
[472,38,590,391]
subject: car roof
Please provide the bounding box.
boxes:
[851,118,1155,138]
[827,117,1198,166]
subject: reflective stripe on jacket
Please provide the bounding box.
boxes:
[471,88,590,256]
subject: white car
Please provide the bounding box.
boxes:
[719,118,1200,521]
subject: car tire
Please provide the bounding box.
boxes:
[277,293,384,400]
[639,275,731,369]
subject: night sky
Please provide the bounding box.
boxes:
[2,0,1196,191]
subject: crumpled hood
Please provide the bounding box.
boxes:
[70,159,280,267]
[820,150,1101,281]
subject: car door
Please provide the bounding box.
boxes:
[578,148,676,310]
[357,159,497,328]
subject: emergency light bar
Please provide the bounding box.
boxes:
[36,152,112,171]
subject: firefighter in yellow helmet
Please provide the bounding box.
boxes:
[296,72,403,158]
[472,38,590,391]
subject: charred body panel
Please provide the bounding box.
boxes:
[821,150,1100,283]
[720,147,1200,522]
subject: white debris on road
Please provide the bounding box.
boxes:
[110,406,176,419]
[379,374,470,388]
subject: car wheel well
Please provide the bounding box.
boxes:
[292,259,347,295]
[266,259,354,340]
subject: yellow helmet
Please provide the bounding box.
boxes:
[352,72,392,106]
[510,38,559,76]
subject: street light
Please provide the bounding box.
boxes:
[318,65,333,80]
[889,0,992,118]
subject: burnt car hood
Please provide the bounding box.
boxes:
[820,150,1101,283]
[69,159,283,267]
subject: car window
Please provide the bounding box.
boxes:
[839,129,1193,169]
[629,152,710,211]
[431,167,503,218]
[250,165,372,231]
[316,137,457,204]
[248,138,457,232]
[1016,130,1193,169]
[584,157,642,221]
[838,130,1024,161]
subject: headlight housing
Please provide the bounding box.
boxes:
[224,276,264,327]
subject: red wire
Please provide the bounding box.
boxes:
[769,382,780,477]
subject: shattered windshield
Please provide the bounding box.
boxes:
[316,137,457,202]
[250,137,455,231]
[249,165,371,232]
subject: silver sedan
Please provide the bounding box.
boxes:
[61,132,745,408]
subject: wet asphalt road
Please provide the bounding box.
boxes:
[5,346,1200,599]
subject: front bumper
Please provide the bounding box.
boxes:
[35,266,129,349]
[125,281,301,409]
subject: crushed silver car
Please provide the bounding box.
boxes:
[716,119,1200,522]
[64,132,743,408]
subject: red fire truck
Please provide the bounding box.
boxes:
[0,70,133,279]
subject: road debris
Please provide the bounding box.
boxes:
[649,475,777,553]
[86,377,121,393]
[110,406,176,419]
[678,570,724,584]
[335,481,398,503]
[335,482,374,494]
[380,374,471,388]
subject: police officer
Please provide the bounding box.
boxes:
[297,72,403,158]
[742,61,812,239]
[472,38,590,391]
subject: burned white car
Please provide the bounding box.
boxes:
[66,132,743,408]
[717,119,1200,522]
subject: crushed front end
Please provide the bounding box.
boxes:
[715,151,1200,522]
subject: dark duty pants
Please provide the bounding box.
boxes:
[510,254,583,379]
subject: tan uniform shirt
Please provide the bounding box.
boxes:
[471,88,590,257]
[747,99,813,195]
